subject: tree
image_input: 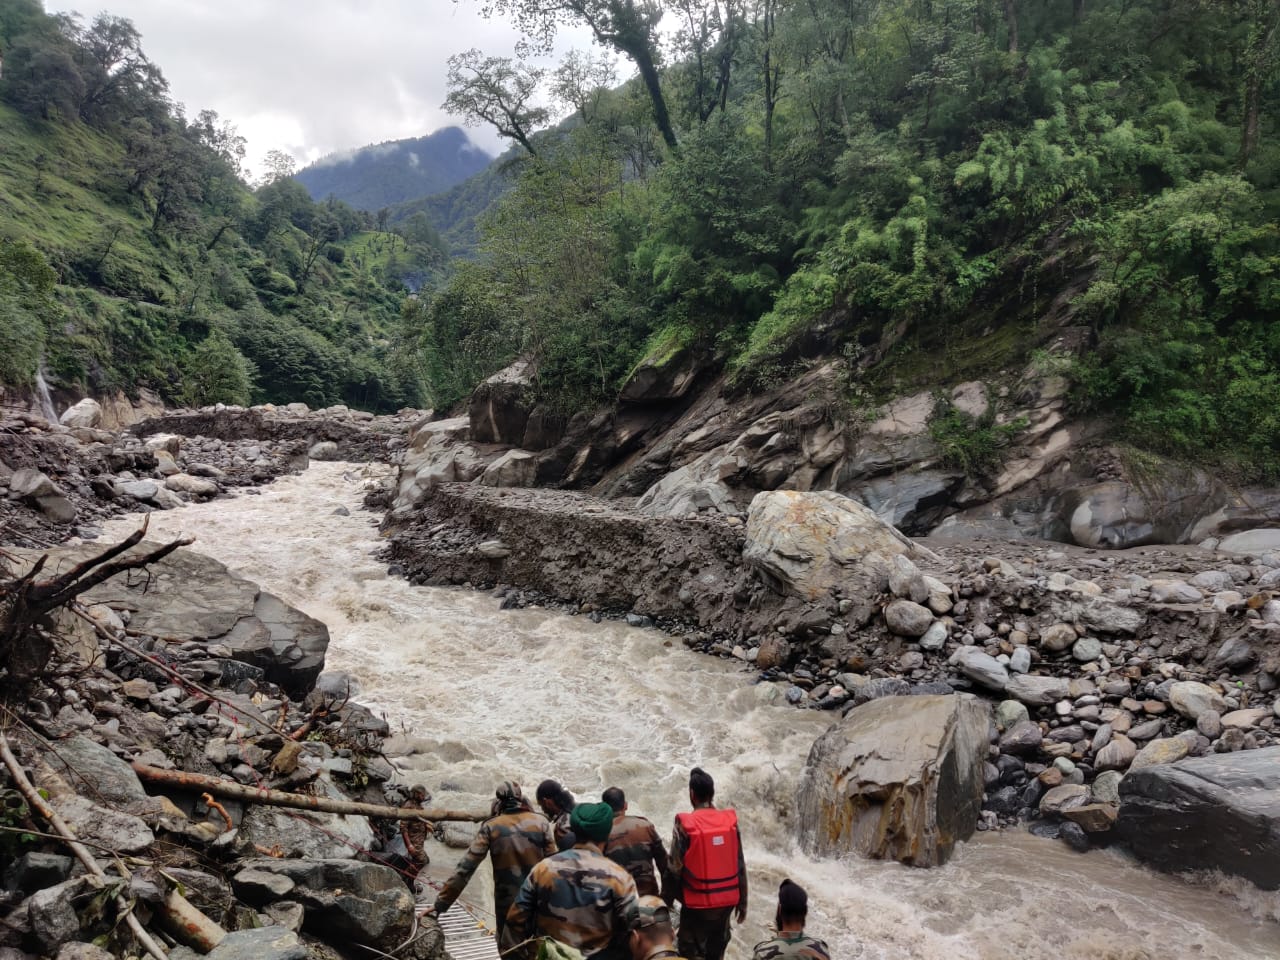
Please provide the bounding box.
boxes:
[670,0,743,123]
[259,149,297,187]
[482,0,679,149]
[444,49,549,157]
[297,212,341,291]
[0,239,58,387]
[2,35,84,120]
[64,13,168,125]
[179,331,255,406]
[551,48,617,122]
[1236,0,1280,165]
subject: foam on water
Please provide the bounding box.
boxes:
[100,463,1280,960]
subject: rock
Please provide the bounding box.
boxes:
[1005,674,1070,707]
[476,540,511,560]
[165,473,220,497]
[635,451,739,518]
[172,926,308,960]
[1095,735,1137,772]
[44,736,147,806]
[1220,707,1271,729]
[233,859,414,949]
[4,851,73,893]
[469,359,538,446]
[625,613,654,629]
[796,694,989,867]
[143,433,181,455]
[888,554,929,603]
[1046,595,1145,634]
[1008,647,1031,674]
[743,490,929,601]
[919,620,948,651]
[264,901,306,933]
[1190,571,1234,593]
[755,635,791,670]
[9,468,58,499]
[1038,784,1089,816]
[1039,623,1077,653]
[1196,710,1223,739]
[1131,736,1190,770]
[998,719,1043,757]
[1129,719,1165,740]
[619,336,703,402]
[1091,770,1123,804]
[1116,746,1280,889]
[1218,529,1280,555]
[1061,803,1119,833]
[114,479,159,501]
[36,494,77,524]
[1212,635,1256,671]
[950,647,1008,692]
[1149,580,1203,604]
[479,449,539,489]
[26,877,90,952]
[59,398,103,429]
[238,778,375,860]
[1168,681,1227,720]
[52,797,153,853]
[1071,637,1102,662]
[233,867,297,903]
[1059,821,1091,852]
[57,944,116,960]
[884,600,934,638]
[995,700,1029,732]
[308,441,340,461]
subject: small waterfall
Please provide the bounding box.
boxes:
[34,366,58,422]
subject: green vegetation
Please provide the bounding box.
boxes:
[928,398,1028,479]
[407,0,1279,477]
[0,0,443,411]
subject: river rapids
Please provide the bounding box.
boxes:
[101,463,1280,960]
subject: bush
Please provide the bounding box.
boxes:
[179,331,255,406]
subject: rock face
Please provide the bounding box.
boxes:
[469,360,540,447]
[743,491,930,601]
[795,694,990,867]
[1115,746,1280,890]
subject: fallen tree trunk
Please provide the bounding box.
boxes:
[130,763,489,822]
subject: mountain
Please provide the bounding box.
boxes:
[388,150,517,259]
[294,128,494,211]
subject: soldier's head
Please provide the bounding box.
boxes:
[494,780,529,815]
[629,896,675,960]
[409,785,429,803]
[602,786,626,814]
[688,767,715,806]
[775,879,808,932]
[536,779,574,817]
[570,802,615,846]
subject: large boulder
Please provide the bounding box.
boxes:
[636,450,740,518]
[795,694,989,867]
[618,334,703,402]
[59,398,103,429]
[744,490,932,601]
[44,736,147,806]
[238,778,376,861]
[1115,746,1280,890]
[479,449,539,488]
[234,858,414,950]
[469,359,538,446]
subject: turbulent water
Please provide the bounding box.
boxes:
[101,463,1280,960]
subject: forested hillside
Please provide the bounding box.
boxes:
[0,0,442,412]
[413,0,1280,479]
[294,127,493,211]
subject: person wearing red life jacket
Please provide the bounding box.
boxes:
[665,767,748,960]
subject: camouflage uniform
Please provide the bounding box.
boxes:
[435,810,556,938]
[551,810,577,852]
[751,934,831,960]
[603,813,669,898]
[666,812,747,960]
[400,800,432,888]
[503,846,640,960]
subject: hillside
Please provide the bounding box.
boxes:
[0,0,441,413]
[294,127,493,211]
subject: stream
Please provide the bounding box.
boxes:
[101,463,1280,960]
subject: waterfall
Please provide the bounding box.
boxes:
[34,366,58,422]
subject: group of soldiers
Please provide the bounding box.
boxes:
[409,767,831,960]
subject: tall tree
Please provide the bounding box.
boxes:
[552,48,617,122]
[482,0,679,149]
[670,0,743,123]
[443,49,549,157]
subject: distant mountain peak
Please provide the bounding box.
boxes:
[295,128,494,211]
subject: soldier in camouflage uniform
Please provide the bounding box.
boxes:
[400,785,432,891]
[751,881,830,960]
[602,786,669,898]
[503,801,639,960]
[537,779,578,851]
[432,781,555,940]
[628,896,688,960]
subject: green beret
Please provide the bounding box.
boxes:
[570,802,615,843]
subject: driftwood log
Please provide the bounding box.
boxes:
[130,763,489,822]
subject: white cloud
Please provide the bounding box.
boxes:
[47,0,619,178]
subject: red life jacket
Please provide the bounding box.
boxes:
[676,808,741,910]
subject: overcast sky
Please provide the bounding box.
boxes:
[46,0,610,178]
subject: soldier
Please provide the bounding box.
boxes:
[400,785,432,891]
[602,786,669,898]
[628,895,688,960]
[432,781,556,941]
[666,768,747,960]
[536,778,578,851]
[751,880,830,960]
[503,801,640,960]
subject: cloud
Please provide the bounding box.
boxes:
[48,0,614,179]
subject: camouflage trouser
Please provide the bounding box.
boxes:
[676,907,733,960]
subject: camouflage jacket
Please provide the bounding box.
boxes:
[400,803,432,857]
[603,813,669,898]
[503,845,640,958]
[751,934,831,960]
[552,810,576,851]
[435,810,556,915]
